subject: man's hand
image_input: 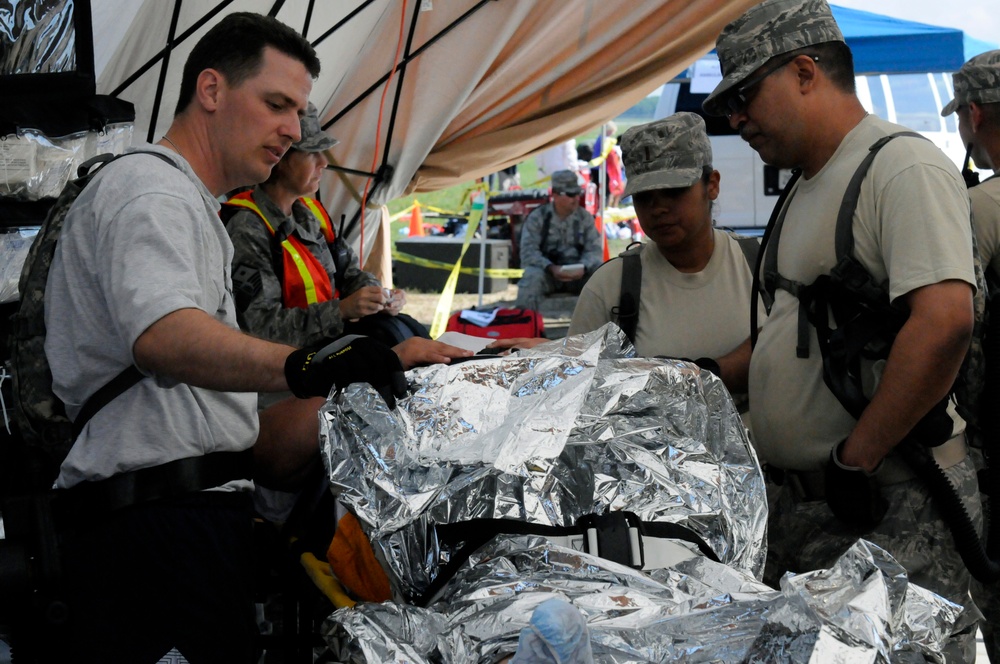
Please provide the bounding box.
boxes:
[548,264,582,282]
[384,289,407,316]
[824,442,888,532]
[391,337,473,369]
[339,285,387,321]
[284,335,406,406]
[484,337,549,353]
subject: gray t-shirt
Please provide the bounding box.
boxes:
[45,145,258,488]
[749,115,975,471]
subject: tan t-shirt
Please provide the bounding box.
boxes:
[971,175,1000,276]
[750,115,975,471]
[569,229,760,359]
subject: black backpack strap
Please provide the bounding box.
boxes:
[834,131,923,262]
[66,150,178,440]
[752,168,801,348]
[71,366,144,439]
[614,250,642,343]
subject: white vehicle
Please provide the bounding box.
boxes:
[655,69,970,231]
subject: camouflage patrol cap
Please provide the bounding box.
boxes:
[941,50,1000,116]
[703,0,844,117]
[620,113,712,197]
[293,102,339,152]
[551,169,582,195]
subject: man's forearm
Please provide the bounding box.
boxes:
[717,337,752,393]
[840,281,973,471]
[133,308,295,393]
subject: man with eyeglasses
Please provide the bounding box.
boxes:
[515,169,603,312]
[942,48,1000,664]
[704,1,981,659]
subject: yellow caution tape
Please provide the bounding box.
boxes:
[391,249,523,278]
[428,184,491,338]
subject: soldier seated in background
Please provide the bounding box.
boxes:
[514,169,603,312]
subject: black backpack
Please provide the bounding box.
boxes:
[8,151,176,489]
[613,234,766,344]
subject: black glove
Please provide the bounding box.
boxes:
[284,335,407,407]
[824,441,888,532]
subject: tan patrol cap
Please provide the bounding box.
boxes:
[620,113,712,197]
[941,50,1000,116]
[703,0,844,117]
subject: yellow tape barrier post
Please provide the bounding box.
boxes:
[391,250,524,279]
[428,185,489,339]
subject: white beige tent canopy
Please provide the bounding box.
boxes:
[92,0,755,260]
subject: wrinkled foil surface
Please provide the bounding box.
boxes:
[320,325,767,602]
[321,537,970,663]
[318,325,968,661]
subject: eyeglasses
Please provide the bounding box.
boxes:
[724,54,819,119]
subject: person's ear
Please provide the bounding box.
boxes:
[969,102,985,133]
[793,54,819,95]
[196,68,224,112]
[707,169,721,200]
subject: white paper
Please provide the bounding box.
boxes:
[435,331,493,352]
[458,308,498,327]
[690,57,723,94]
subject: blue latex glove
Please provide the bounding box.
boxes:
[510,597,594,664]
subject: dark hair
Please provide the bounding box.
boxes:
[979,101,1000,125]
[789,41,855,93]
[701,165,714,183]
[175,12,321,116]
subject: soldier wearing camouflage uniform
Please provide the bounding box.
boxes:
[943,49,1000,664]
[704,1,982,659]
[514,169,603,312]
[225,103,405,349]
[569,113,761,401]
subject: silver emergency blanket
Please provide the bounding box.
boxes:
[320,537,972,662]
[319,325,767,603]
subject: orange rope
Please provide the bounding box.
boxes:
[359,0,409,257]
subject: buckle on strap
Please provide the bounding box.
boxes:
[576,511,644,569]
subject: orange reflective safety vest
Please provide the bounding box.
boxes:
[223,191,339,309]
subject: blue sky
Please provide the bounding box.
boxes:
[832,0,997,45]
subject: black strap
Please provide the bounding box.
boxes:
[418,514,720,606]
[66,150,179,440]
[55,449,255,526]
[71,366,144,439]
[615,250,642,343]
[834,132,922,261]
[752,168,801,348]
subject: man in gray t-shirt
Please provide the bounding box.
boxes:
[40,13,411,664]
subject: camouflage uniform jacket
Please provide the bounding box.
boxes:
[226,187,379,348]
[518,203,603,274]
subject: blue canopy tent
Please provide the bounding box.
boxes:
[674,4,996,79]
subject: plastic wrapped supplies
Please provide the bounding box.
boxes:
[319,324,767,600]
[317,324,972,661]
[0,228,35,303]
[0,124,134,201]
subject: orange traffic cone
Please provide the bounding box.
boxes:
[596,215,610,261]
[408,202,425,237]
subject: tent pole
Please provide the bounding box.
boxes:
[110,0,236,98]
[311,0,379,48]
[326,0,495,129]
[379,0,424,168]
[146,0,184,144]
[302,0,316,36]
